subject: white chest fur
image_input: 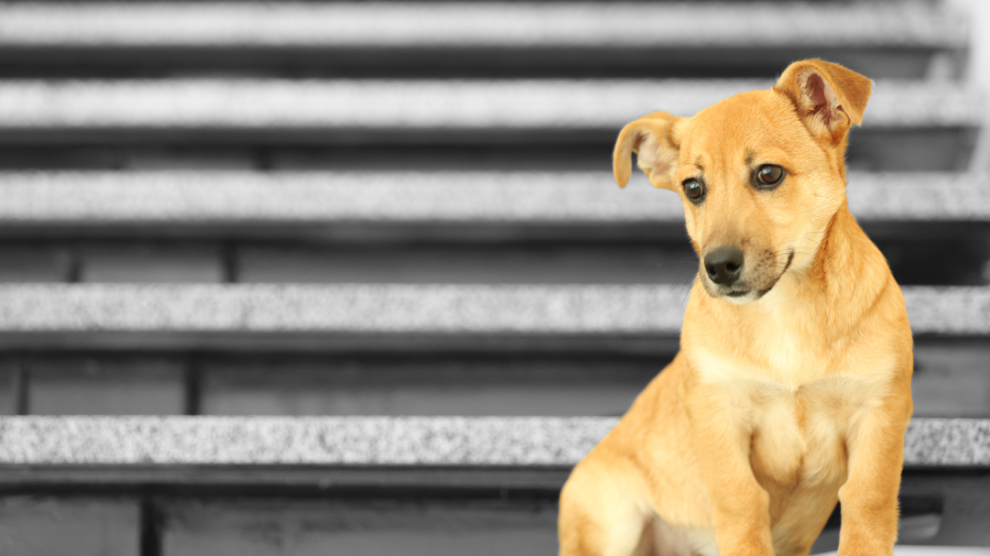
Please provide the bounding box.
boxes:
[690,345,891,489]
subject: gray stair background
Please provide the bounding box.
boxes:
[0,1,987,555]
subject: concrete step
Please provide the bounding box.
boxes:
[0,80,978,171]
[1,79,976,133]
[0,171,984,287]
[0,236,978,288]
[0,2,959,50]
[0,171,983,234]
[0,415,984,467]
[0,2,965,79]
[0,417,984,554]
[0,284,981,351]
[0,341,983,418]
[0,482,982,556]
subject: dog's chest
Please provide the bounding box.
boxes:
[693,345,887,489]
[745,378,854,490]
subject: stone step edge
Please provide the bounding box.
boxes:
[0,284,981,335]
[0,171,984,224]
[0,416,983,467]
[0,80,979,128]
[0,2,963,48]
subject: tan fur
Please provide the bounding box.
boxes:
[560,59,913,556]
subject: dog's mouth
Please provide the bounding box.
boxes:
[705,249,795,302]
[755,249,795,296]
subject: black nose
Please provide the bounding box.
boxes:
[704,246,744,286]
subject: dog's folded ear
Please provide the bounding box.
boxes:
[613,111,682,190]
[773,59,872,147]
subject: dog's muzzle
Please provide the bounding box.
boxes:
[701,248,795,303]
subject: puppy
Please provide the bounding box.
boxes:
[558,59,913,556]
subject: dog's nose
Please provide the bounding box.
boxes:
[704,247,744,286]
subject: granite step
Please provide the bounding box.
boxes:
[0,171,984,286]
[0,493,982,556]
[0,79,976,135]
[0,341,984,418]
[0,171,983,237]
[0,495,977,556]
[0,413,984,553]
[0,416,984,540]
[0,80,979,173]
[0,2,964,79]
[0,415,984,468]
[0,234,978,287]
[0,417,983,555]
[0,284,981,351]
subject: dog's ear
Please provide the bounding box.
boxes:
[773,59,872,146]
[613,111,682,190]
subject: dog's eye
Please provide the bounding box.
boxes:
[755,165,784,187]
[682,178,705,202]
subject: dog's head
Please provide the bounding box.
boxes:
[614,59,871,304]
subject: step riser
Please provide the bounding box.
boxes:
[0,238,983,286]
[0,482,981,556]
[0,128,976,172]
[0,46,953,80]
[0,342,984,417]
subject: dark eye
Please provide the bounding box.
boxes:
[682,178,705,203]
[755,164,784,188]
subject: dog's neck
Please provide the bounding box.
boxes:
[688,199,893,349]
[801,200,891,316]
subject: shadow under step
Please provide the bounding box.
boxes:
[0,475,983,556]
[0,339,983,418]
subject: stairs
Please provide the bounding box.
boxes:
[0,1,987,555]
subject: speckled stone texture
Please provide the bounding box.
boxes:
[846,173,990,221]
[0,171,985,225]
[0,171,680,224]
[0,3,963,47]
[0,284,689,333]
[0,416,617,465]
[902,287,990,335]
[0,80,979,129]
[0,416,983,466]
[904,418,990,466]
[0,284,983,334]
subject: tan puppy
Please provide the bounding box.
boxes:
[558,59,913,556]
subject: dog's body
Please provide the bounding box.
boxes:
[558,60,913,556]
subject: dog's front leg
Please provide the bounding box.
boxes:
[686,385,774,556]
[837,382,913,556]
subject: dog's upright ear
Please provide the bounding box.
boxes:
[773,59,872,147]
[613,111,682,190]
